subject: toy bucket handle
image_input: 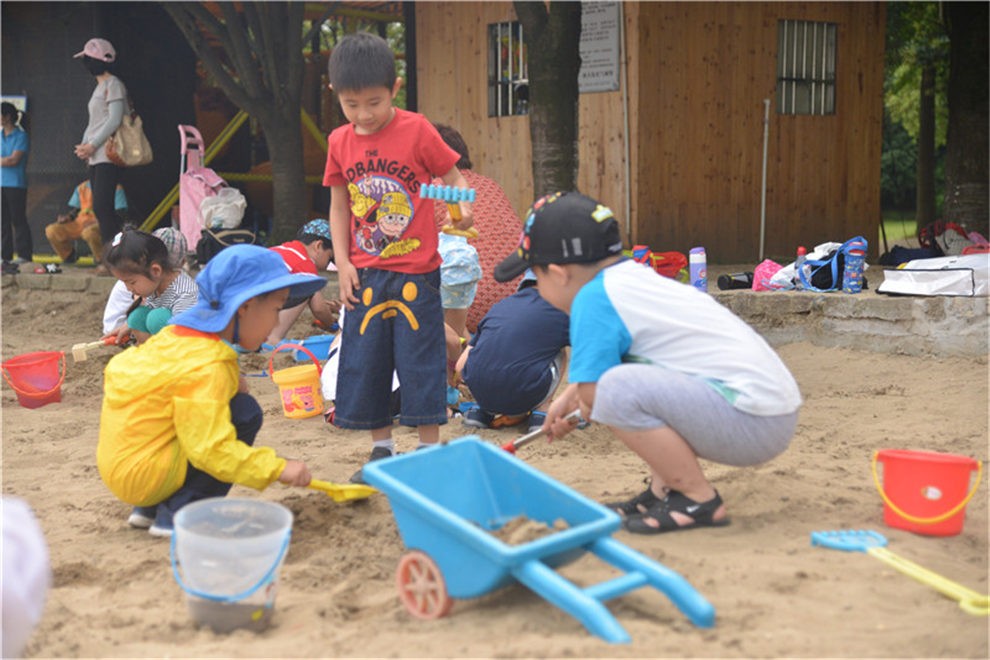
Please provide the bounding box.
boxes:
[872,451,983,525]
[267,342,322,380]
[170,529,291,603]
[1,352,67,399]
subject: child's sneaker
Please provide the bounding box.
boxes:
[525,411,547,434]
[127,506,156,529]
[462,407,494,429]
[349,445,395,485]
[148,508,174,538]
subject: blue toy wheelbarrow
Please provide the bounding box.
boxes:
[362,437,715,644]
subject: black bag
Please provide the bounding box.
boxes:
[196,227,258,265]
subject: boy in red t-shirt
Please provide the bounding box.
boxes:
[323,32,473,483]
[267,218,339,344]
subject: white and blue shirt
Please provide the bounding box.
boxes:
[569,259,802,416]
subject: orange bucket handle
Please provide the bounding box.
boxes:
[872,450,983,525]
[267,343,322,380]
[1,352,67,399]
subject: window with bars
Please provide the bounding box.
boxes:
[777,20,836,116]
[488,21,528,117]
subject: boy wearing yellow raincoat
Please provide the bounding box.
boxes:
[97,244,327,537]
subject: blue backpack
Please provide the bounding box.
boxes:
[799,236,868,292]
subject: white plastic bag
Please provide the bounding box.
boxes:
[200,187,246,230]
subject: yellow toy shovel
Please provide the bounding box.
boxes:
[308,478,377,503]
[811,529,989,616]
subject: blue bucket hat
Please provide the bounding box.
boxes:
[172,245,327,334]
[299,218,332,242]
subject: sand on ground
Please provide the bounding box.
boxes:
[2,284,987,658]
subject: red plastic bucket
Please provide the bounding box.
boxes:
[872,449,982,537]
[1,351,67,409]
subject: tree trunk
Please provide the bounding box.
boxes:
[266,105,309,244]
[514,1,582,197]
[915,65,936,230]
[163,1,309,239]
[943,2,989,235]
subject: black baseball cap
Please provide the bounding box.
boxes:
[493,192,623,282]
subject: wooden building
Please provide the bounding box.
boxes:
[412,2,886,262]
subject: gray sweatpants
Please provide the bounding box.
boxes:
[591,364,798,467]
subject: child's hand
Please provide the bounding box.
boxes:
[278,459,312,487]
[336,262,361,311]
[455,202,474,231]
[544,384,583,441]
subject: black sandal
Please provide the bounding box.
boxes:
[623,489,730,535]
[602,480,662,517]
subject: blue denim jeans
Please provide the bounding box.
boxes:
[154,392,264,526]
[334,267,447,429]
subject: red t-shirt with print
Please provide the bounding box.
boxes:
[323,108,459,274]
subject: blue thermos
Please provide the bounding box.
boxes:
[689,247,707,292]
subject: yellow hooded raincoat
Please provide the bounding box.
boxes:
[97,325,286,506]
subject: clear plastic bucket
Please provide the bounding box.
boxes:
[171,498,293,633]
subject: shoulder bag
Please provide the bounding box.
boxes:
[106,99,153,167]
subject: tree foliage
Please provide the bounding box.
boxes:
[884,2,949,145]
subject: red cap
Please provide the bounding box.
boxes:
[797,246,807,256]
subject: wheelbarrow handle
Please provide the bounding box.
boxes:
[502,410,582,454]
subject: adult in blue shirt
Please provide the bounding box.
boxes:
[1,102,31,273]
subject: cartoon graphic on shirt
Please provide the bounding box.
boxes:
[358,280,421,335]
[347,177,419,259]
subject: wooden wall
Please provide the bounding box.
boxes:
[414,2,630,228]
[635,2,885,261]
[414,2,885,263]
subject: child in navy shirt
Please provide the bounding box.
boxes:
[457,270,569,433]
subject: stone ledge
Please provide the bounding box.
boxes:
[3,271,986,357]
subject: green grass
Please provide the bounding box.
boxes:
[881,213,918,247]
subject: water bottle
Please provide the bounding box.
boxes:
[689,247,707,292]
[716,272,753,290]
[794,246,807,290]
[842,240,867,294]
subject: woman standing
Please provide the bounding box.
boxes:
[73,37,126,275]
[1,101,31,274]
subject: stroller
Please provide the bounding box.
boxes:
[177,124,254,266]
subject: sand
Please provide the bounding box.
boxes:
[2,283,987,658]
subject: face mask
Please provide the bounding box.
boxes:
[83,58,108,76]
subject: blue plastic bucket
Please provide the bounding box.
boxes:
[171,498,292,633]
[292,334,334,362]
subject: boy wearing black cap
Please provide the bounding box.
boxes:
[493,192,802,534]
[98,245,326,537]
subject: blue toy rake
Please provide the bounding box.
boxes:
[811,529,988,616]
[420,184,478,239]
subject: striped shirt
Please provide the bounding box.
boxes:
[145,271,198,315]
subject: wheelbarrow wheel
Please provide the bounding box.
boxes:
[395,550,454,619]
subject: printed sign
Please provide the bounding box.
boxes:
[579,2,621,93]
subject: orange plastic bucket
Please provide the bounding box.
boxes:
[872,449,982,537]
[2,351,67,409]
[268,343,323,419]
